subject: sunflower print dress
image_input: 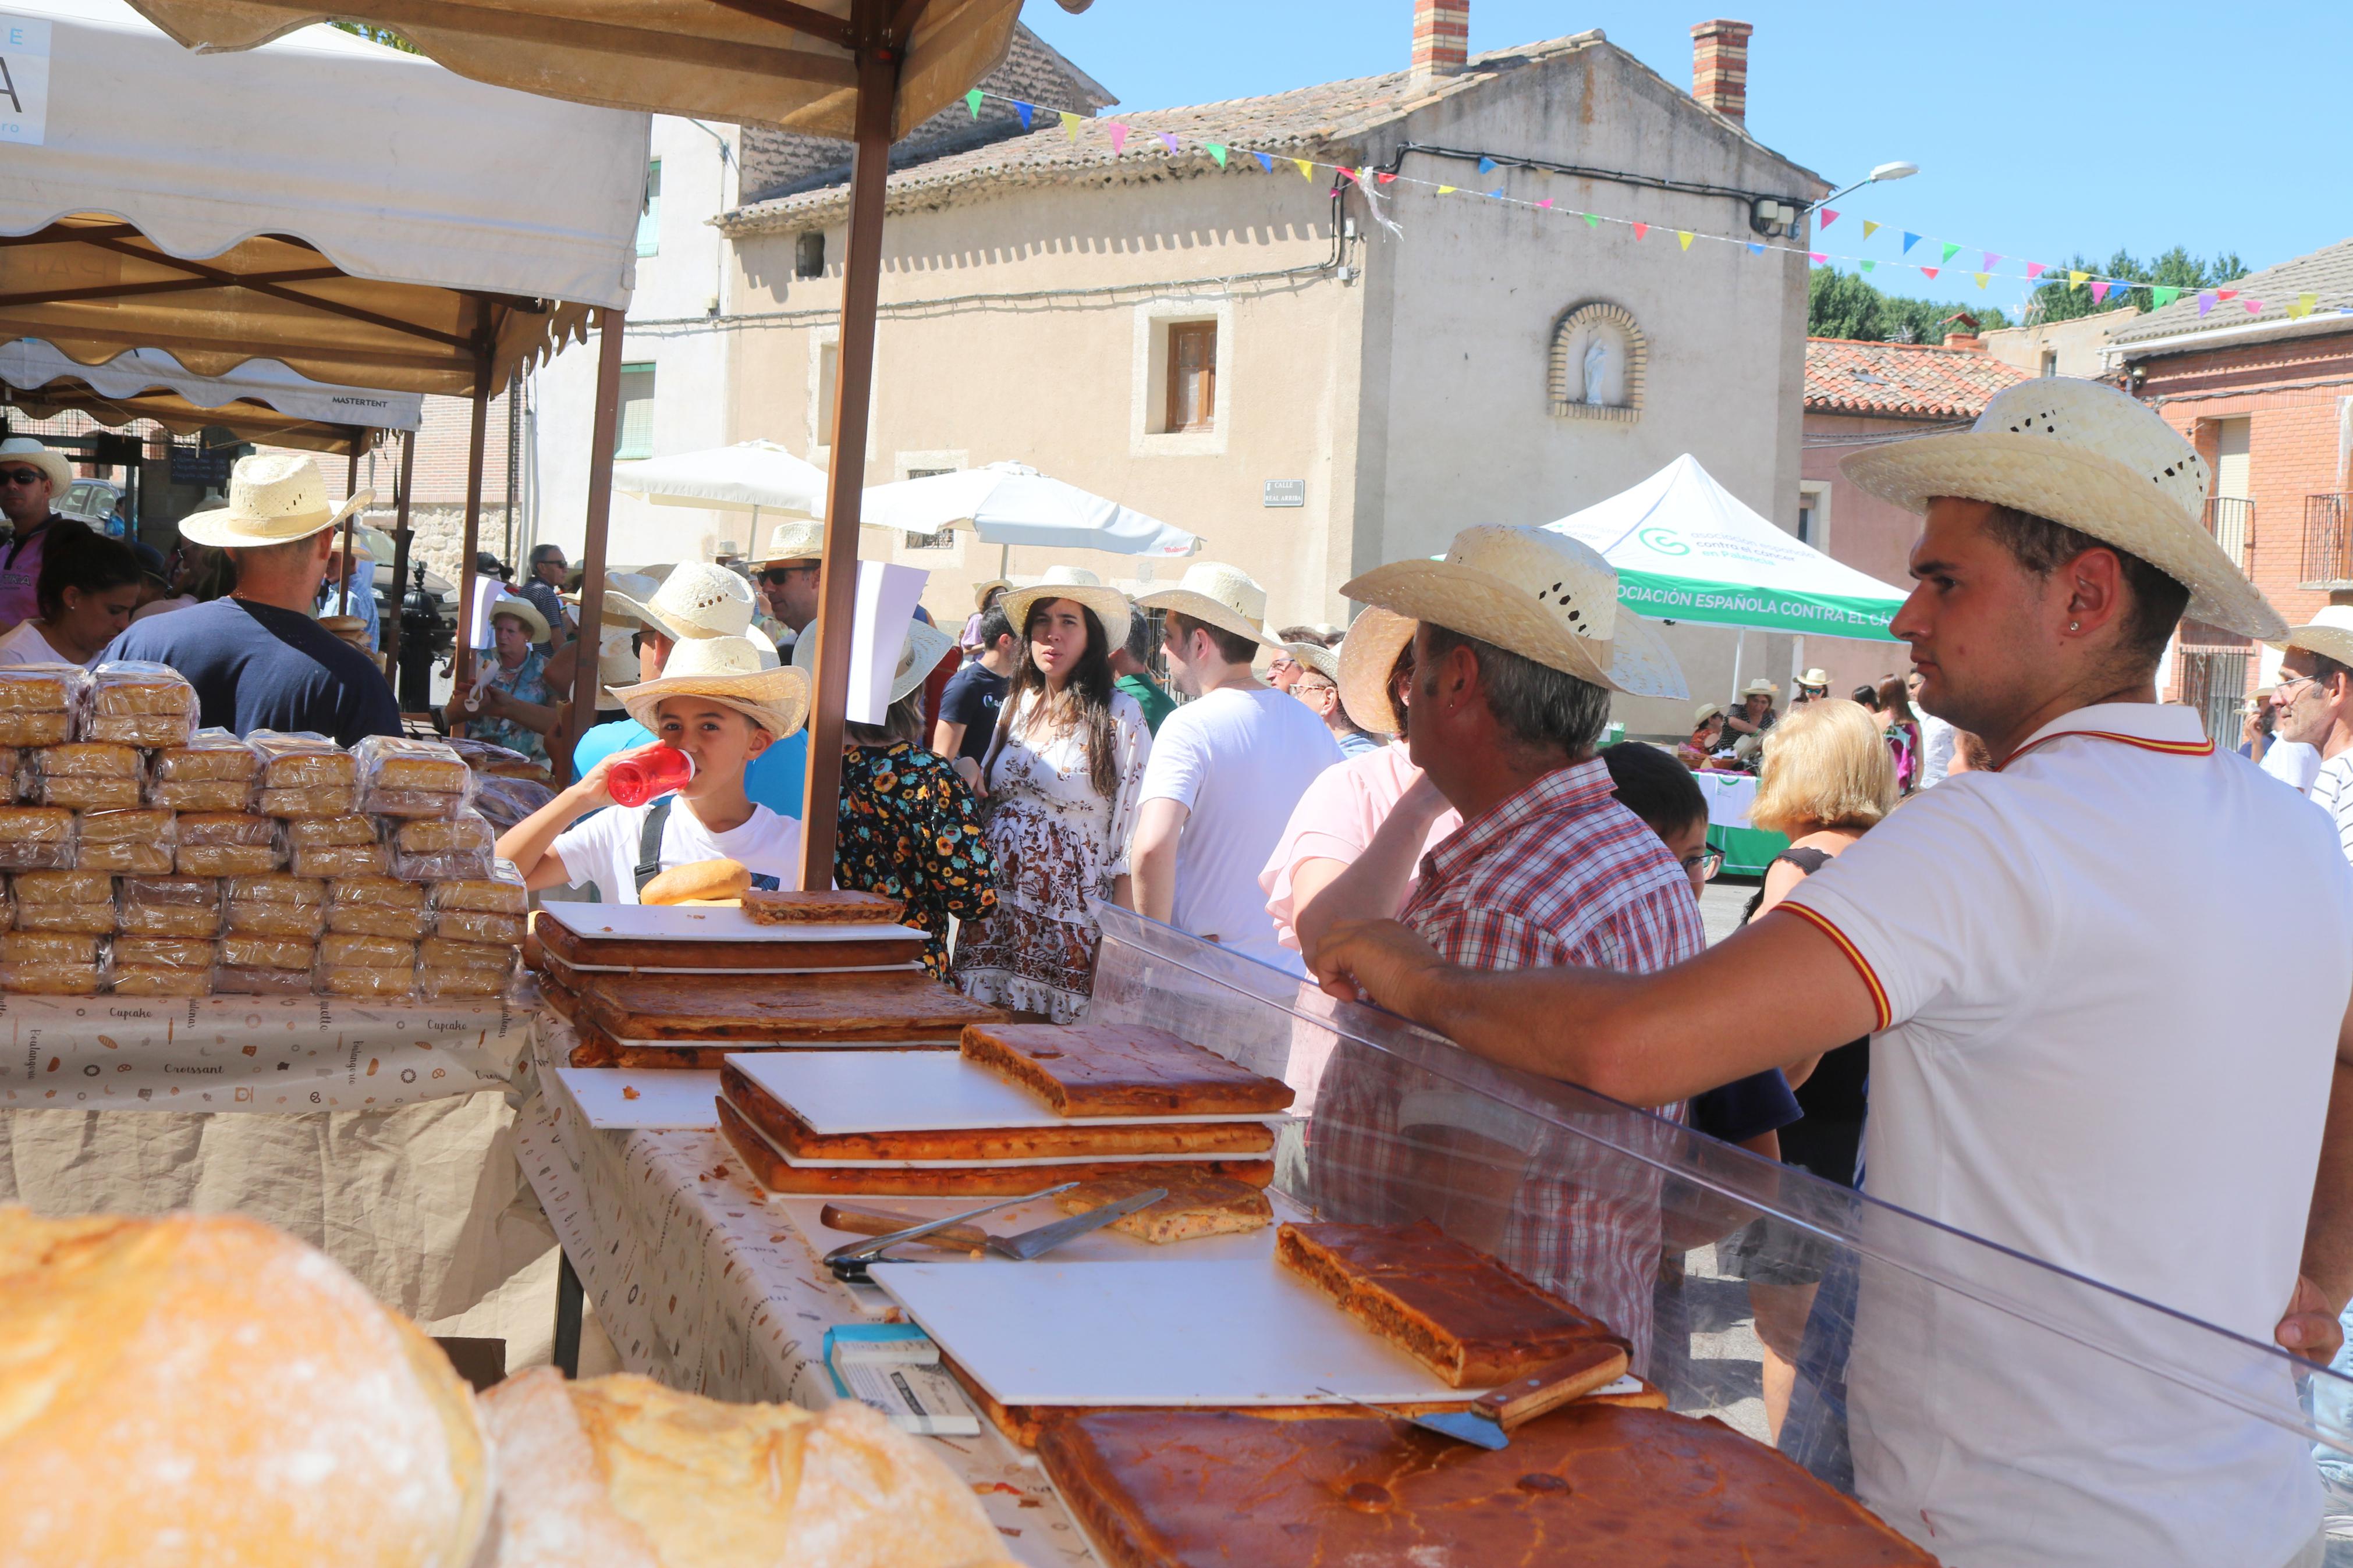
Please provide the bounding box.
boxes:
[831,741,996,978]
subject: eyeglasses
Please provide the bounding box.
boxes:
[760,566,812,586]
[1268,656,1301,675]
[0,470,46,486]
[1685,848,1726,882]
[1294,678,1338,697]
[2277,673,2326,701]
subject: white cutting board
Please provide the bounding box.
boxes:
[613,1037,960,1052]
[540,904,926,944]
[777,1191,1309,1270]
[727,1050,1286,1132]
[877,1260,1479,1407]
[553,1067,719,1130]
[726,1104,1258,1170]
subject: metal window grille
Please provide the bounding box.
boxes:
[616,363,656,460]
[2305,493,2353,588]
[2202,496,2253,574]
[2176,647,2250,744]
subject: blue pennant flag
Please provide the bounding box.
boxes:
[1253,150,1274,172]
[1486,188,1505,199]
[1014,101,1033,130]
[1478,157,1496,175]
[1746,241,1764,255]
[1900,231,1920,255]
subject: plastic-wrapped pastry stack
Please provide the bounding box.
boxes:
[421,864,527,998]
[147,728,258,812]
[321,877,430,998]
[250,730,359,819]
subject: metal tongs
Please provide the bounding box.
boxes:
[821,1181,1170,1282]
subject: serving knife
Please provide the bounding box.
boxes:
[1312,1341,1631,1450]
[823,1183,1077,1283]
[981,1187,1167,1261]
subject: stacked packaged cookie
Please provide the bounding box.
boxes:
[0,662,526,1000]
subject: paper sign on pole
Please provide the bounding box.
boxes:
[0,13,52,147]
[847,561,929,726]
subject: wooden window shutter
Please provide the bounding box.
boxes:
[1166,321,1216,433]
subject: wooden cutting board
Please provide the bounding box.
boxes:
[532,906,929,971]
[577,969,1007,1042]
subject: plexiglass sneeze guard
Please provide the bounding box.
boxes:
[1086,905,2353,1568]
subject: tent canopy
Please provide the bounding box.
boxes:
[860,461,1197,556]
[119,0,1023,137]
[1546,454,1910,642]
[2,0,647,394]
[1,340,424,457]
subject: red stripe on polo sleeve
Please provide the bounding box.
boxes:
[1779,901,1893,1033]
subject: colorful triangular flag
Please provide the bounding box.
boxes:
[1376,172,1396,184]
[2197,290,2217,317]
[2217,289,2239,301]
[2068,270,2089,290]
[2025,262,2047,280]
[1437,184,1457,194]
[1478,157,1496,175]
[1747,241,1765,255]
[2089,281,2110,304]
[1157,131,1179,154]
[2150,286,2180,308]
[1014,101,1033,130]
[1254,151,1273,172]
[1296,159,1314,180]
[1677,230,1694,251]
[1859,259,1876,273]
[1862,219,1881,241]
[1205,143,1227,167]
[1939,241,1961,264]
[1820,208,1840,228]
[1581,210,1599,227]
[1632,222,1649,240]
[1060,111,1080,140]
[1486,188,1504,199]
[2291,292,2319,319]
[1109,123,1129,155]
[2244,297,2266,314]
[1901,232,1921,255]
[1919,266,1940,280]
[966,89,982,118]
[1809,252,1827,264]
[1982,251,2001,271]
[1535,197,1553,208]
[1973,272,1990,289]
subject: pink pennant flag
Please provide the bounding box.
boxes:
[1982,251,2002,271]
[1919,266,1940,280]
[1632,222,1649,240]
[1157,131,1180,154]
[1819,208,1840,228]
[1536,198,1553,209]
[2244,297,2265,314]
[1108,123,1129,154]
[2217,289,2239,301]
[2025,262,2047,280]
[1336,166,1360,185]
[1809,252,1827,264]
[2089,281,2110,304]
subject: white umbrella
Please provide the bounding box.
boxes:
[612,441,831,543]
[860,461,1197,559]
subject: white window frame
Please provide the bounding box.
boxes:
[807,326,877,462]
[1796,479,1832,553]
[1130,296,1233,458]
[889,450,968,563]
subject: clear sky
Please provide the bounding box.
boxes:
[1023,1,2343,312]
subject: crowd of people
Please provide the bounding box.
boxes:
[8,372,2353,1564]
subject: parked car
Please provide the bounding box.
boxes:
[55,480,127,536]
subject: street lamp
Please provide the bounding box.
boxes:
[1812,160,1918,214]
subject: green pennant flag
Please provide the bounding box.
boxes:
[966,89,982,118]
[1859,258,1876,273]
[2150,286,2181,308]
[1581,212,1599,229]
[1939,241,1961,264]
[1205,143,1228,167]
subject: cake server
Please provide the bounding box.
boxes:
[981,1187,1169,1261]
[1312,1343,1632,1451]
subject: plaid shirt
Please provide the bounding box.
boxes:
[1312,759,1703,1370]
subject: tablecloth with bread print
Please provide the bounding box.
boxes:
[513,1012,1100,1568]
[0,991,529,1111]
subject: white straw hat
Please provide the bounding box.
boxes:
[1337,607,1417,734]
[792,614,957,707]
[2273,605,2353,668]
[177,453,370,549]
[564,571,663,629]
[971,577,1012,611]
[1341,526,1688,699]
[484,594,550,644]
[0,438,73,494]
[1799,668,1831,688]
[764,519,827,564]
[1842,377,2283,640]
[1000,566,1132,653]
[1694,702,1725,725]
[1287,642,1341,684]
[1742,677,1780,698]
[611,633,810,739]
[605,561,758,641]
[1137,561,1286,654]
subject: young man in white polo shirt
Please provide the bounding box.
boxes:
[1315,380,2353,1568]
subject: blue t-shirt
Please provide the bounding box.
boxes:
[1687,1068,1802,1146]
[936,661,1007,765]
[572,717,807,820]
[104,597,401,745]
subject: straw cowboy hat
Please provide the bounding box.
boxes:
[1138,562,1286,655]
[484,594,550,644]
[1693,702,1726,726]
[1001,566,1132,652]
[0,438,73,495]
[1798,668,1831,689]
[1741,677,1780,699]
[1337,606,1416,734]
[177,453,370,549]
[792,614,956,707]
[2273,605,2353,669]
[563,570,662,628]
[611,632,810,739]
[971,578,1012,611]
[605,561,758,642]
[763,519,826,564]
[1287,642,1341,685]
[1842,376,2284,641]
[1340,525,1688,700]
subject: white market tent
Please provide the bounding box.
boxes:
[1,0,646,694]
[860,461,1198,561]
[1,339,423,455]
[1546,454,1909,642]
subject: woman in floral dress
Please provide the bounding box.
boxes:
[953,573,1151,1022]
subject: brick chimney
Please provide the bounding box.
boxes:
[1690,19,1753,125]
[1412,0,1470,82]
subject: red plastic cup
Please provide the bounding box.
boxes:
[605,744,695,807]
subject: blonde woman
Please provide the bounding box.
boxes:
[1730,697,1898,1441]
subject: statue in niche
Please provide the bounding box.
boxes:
[1583,335,1613,406]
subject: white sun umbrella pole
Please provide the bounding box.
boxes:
[612,440,835,555]
[859,461,1197,575]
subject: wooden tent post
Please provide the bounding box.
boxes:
[569,309,629,780]
[798,12,901,893]
[452,358,494,735]
[383,431,417,671]
[340,448,360,632]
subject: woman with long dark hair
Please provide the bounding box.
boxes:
[953,568,1151,1022]
[0,525,143,667]
[1874,674,1922,792]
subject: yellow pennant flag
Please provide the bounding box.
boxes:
[1973,272,1990,290]
[1437,185,1457,195]
[1059,111,1080,140]
[1676,230,1694,251]
[1861,219,1880,241]
[1294,158,1314,180]
[2290,292,2319,319]
[2068,270,2089,290]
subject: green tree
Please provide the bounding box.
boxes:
[2024,247,2249,323]
[1808,269,2010,344]
[331,20,419,52]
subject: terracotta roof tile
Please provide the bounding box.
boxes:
[1804,337,2029,421]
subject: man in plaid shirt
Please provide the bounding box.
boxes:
[1307,525,1697,1369]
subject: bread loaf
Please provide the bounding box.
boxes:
[0,712,69,746]
[0,806,72,871]
[293,844,388,879]
[39,743,140,779]
[356,735,469,793]
[87,713,194,748]
[152,730,258,783]
[0,1209,489,1567]
[220,934,317,971]
[111,966,211,996]
[320,965,415,998]
[0,664,79,713]
[74,808,174,873]
[419,966,505,998]
[118,876,222,938]
[227,873,325,906]
[176,812,282,876]
[0,960,101,993]
[0,931,95,964]
[431,876,528,915]
[261,785,359,818]
[226,875,327,938]
[40,776,141,811]
[329,876,427,939]
[435,910,526,945]
[286,813,377,848]
[215,964,314,994]
[639,858,750,906]
[420,937,512,972]
[15,869,112,904]
[248,730,357,789]
[15,902,116,934]
[321,931,413,969]
[475,1368,1014,1568]
[89,660,196,714]
[396,815,494,856]
[112,936,212,970]
[150,780,255,812]
[181,844,284,876]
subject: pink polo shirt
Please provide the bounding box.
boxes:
[1258,742,1461,956]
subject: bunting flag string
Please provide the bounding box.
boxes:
[957,90,2352,320]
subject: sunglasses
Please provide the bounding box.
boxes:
[760,566,812,586]
[0,470,47,486]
